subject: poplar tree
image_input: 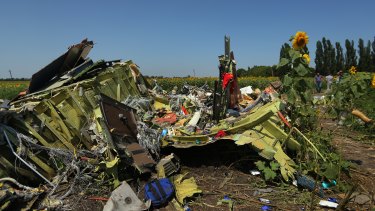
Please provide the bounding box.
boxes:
[321,38,335,75]
[345,39,357,70]
[358,39,372,72]
[315,40,324,73]
[322,37,328,74]
[371,37,375,72]
[358,38,365,71]
[335,42,344,73]
[365,40,372,72]
[327,39,336,74]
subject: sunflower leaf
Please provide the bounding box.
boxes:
[289,49,300,61]
[283,75,293,86]
[294,63,308,76]
[270,161,280,171]
[277,58,289,68]
[263,168,277,181]
[255,161,266,171]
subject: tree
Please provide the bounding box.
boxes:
[327,39,336,74]
[237,68,247,77]
[371,37,375,72]
[247,65,274,77]
[315,40,324,73]
[357,39,372,72]
[335,42,344,74]
[322,37,328,74]
[320,38,336,75]
[345,39,357,70]
[365,40,372,72]
[358,38,365,71]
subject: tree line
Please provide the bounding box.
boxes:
[314,37,375,75]
[238,36,375,77]
[0,78,30,81]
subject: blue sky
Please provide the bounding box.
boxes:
[1,0,374,78]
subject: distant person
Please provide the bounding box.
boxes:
[326,73,333,91]
[314,72,323,93]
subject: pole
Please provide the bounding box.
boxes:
[9,69,13,79]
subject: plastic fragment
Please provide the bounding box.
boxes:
[322,180,337,189]
[103,181,151,211]
[261,205,272,210]
[250,170,261,176]
[318,200,338,208]
[259,198,270,204]
[183,204,191,211]
[327,197,338,203]
[161,129,168,137]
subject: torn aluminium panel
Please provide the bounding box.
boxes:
[0,40,155,185]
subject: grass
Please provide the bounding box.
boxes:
[0,80,29,100]
[148,76,279,91]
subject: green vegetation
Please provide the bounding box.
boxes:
[148,76,279,91]
[0,81,29,100]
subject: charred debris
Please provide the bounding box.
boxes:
[0,38,321,210]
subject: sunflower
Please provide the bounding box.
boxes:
[349,66,357,75]
[302,54,310,64]
[292,31,309,50]
[371,74,375,88]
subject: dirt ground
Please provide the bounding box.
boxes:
[65,116,375,211]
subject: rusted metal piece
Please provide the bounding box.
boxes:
[100,94,138,139]
[126,143,156,173]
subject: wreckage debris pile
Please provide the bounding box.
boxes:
[0,39,335,210]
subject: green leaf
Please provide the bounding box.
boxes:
[350,84,358,95]
[357,80,367,91]
[255,161,266,171]
[294,63,309,76]
[287,88,297,103]
[295,78,309,92]
[321,164,339,180]
[277,58,290,69]
[283,74,293,86]
[263,168,277,181]
[303,90,313,104]
[289,49,300,61]
[270,161,280,171]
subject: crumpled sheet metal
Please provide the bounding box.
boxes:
[0,179,49,210]
[2,54,152,183]
[103,181,151,211]
[173,173,202,204]
[156,98,300,181]
[162,100,299,149]
[156,153,180,178]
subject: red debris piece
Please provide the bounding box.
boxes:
[181,105,189,115]
[154,113,178,125]
[215,130,227,139]
[222,73,233,89]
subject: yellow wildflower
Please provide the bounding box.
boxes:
[292,31,309,50]
[371,74,375,88]
[302,54,310,64]
[349,66,357,75]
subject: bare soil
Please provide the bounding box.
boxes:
[63,118,375,211]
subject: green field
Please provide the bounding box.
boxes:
[0,77,323,100]
[149,76,280,91]
[0,80,29,100]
